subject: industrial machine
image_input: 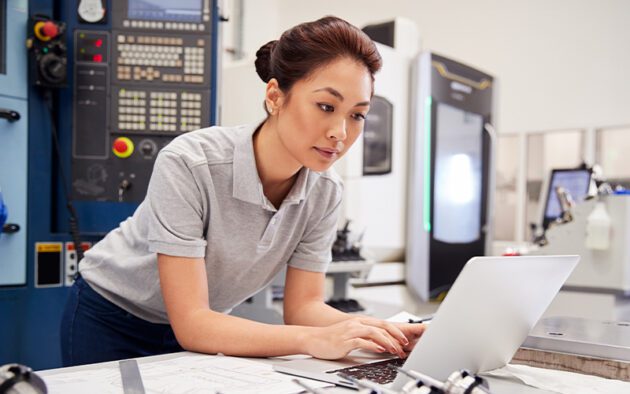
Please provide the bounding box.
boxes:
[534,193,630,296]
[406,52,496,301]
[0,0,221,369]
[0,0,31,368]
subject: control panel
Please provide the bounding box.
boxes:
[72,1,216,203]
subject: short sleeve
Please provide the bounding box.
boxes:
[146,150,207,258]
[288,191,342,273]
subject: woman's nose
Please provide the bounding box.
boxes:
[327,119,347,141]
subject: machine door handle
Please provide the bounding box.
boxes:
[0,108,21,122]
[2,223,20,234]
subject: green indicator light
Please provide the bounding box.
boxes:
[42,47,49,53]
[423,96,432,233]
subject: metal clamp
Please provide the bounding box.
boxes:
[397,367,492,394]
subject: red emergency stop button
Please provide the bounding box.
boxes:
[34,21,59,42]
[42,21,59,38]
[112,137,134,158]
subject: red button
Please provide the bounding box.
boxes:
[114,139,128,153]
[41,21,59,38]
[112,137,134,158]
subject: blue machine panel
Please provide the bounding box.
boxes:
[0,0,220,369]
[0,96,28,285]
[0,0,31,366]
[0,1,29,284]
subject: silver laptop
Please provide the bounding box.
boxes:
[273,255,579,390]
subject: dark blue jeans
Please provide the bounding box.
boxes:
[60,275,183,366]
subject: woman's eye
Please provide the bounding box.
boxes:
[352,113,366,121]
[318,103,334,112]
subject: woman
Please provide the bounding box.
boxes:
[61,16,425,366]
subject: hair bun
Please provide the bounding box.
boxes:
[255,40,278,83]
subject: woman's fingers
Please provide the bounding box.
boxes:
[308,319,421,360]
[360,318,409,346]
[352,325,405,358]
[395,323,426,351]
[397,322,427,339]
[357,319,428,356]
[346,338,387,354]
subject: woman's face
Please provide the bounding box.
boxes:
[273,57,373,172]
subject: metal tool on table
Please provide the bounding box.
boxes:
[397,368,491,394]
[292,378,331,394]
[0,364,47,394]
[119,360,145,394]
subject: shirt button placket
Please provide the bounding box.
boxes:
[258,211,281,249]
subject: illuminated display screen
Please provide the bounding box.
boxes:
[433,102,483,244]
[128,0,203,23]
[544,169,591,222]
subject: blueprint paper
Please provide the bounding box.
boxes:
[43,354,333,394]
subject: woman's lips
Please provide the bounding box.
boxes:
[314,147,339,160]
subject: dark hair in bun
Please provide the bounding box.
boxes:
[254,40,278,83]
[254,16,382,93]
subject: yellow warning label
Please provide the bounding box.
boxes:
[36,243,62,253]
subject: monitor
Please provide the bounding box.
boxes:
[542,168,592,229]
[127,0,203,23]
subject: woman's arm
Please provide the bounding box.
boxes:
[158,254,403,359]
[283,265,357,326]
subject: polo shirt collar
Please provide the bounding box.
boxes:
[232,122,312,210]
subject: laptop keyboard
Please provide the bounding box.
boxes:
[326,358,405,385]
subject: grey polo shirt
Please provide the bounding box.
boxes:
[79,122,343,323]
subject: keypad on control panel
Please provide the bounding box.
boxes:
[122,20,207,31]
[116,34,205,84]
[116,89,203,133]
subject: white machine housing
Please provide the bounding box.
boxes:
[534,195,630,294]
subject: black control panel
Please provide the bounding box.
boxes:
[72,1,215,202]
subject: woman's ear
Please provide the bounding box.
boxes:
[265,78,284,115]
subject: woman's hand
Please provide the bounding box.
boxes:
[393,322,426,354]
[302,317,424,360]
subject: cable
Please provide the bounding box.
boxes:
[42,88,85,265]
